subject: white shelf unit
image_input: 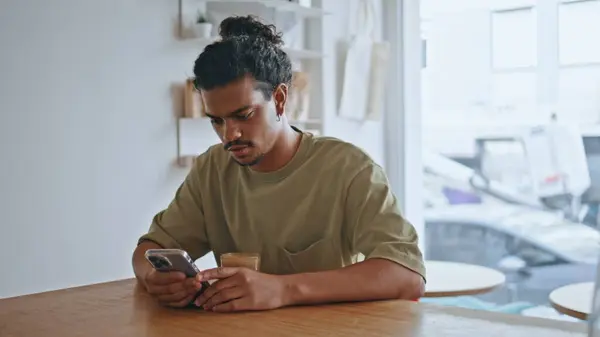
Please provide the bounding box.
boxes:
[183,37,325,60]
[177,117,219,166]
[176,0,326,166]
[201,0,330,18]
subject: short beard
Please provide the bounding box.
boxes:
[234,153,265,167]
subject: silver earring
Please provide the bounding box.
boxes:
[276,115,281,122]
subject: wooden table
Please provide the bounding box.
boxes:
[424,260,506,297]
[0,279,587,337]
[549,282,594,320]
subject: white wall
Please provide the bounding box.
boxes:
[321,0,385,166]
[0,0,385,298]
[0,0,219,298]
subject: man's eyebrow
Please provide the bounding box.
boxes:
[205,105,252,119]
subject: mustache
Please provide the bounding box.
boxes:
[224,140,253,151]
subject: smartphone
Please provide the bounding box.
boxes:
[144,249,210,307]
[144,248,200,278]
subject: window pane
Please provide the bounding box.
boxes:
[559,0,600,65]
[492,8,537,69]
[419,0,600,316]
[559,66,600,123]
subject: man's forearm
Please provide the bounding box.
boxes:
[281,258,424,306]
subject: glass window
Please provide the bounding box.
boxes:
[492,72,536,116]
[491,7,537,69]
[418,0,600,313]
[559,0,600,65]
[512,240,563,266]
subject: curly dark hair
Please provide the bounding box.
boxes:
[193,15,293,100]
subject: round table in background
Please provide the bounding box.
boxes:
[549,282,593,320]
[424,260,507,298]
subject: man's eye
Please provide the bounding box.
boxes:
[236,111,254,121]
[210,118,223,125]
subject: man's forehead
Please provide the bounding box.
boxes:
[202,86,266,117]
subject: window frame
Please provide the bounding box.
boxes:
[382,0,425,253]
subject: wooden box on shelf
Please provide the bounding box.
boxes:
[184,78,206,118]
[287,71,310,121]
[178,155,197,168]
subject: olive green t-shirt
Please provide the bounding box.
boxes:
[138,131,426,279]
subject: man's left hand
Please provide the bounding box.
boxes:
[194,267,289,312]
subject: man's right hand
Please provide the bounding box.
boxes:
[143,269,203,308]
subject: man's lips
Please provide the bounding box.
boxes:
[228,146,247,151]
[228,146,250,156]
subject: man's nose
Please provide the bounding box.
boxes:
[223,121,242,142]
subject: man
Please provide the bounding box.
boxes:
[132,15,425,312]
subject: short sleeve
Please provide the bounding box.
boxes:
[137,156,210,261]
[345,164,426,280]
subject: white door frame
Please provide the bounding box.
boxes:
[382,0,425,253]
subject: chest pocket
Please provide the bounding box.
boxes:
[278,237,343,274]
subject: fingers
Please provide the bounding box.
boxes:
[198,267,240,281]
[155,284,200,308]
[168,293,197,308]
[147,277,199,295]
[146,269,199,290]
[144,270,201,308]
[194,276,238,307]
[157,289,190,305]
[203,287,246,311]
[146,269,186,285]
[212,298,250,313]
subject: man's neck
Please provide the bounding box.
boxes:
[252,125,302,173]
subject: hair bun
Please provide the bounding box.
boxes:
[219,15,284,46]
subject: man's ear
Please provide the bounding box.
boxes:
[273,83,288,116]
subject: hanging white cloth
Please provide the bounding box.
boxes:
[338,0,390,122]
